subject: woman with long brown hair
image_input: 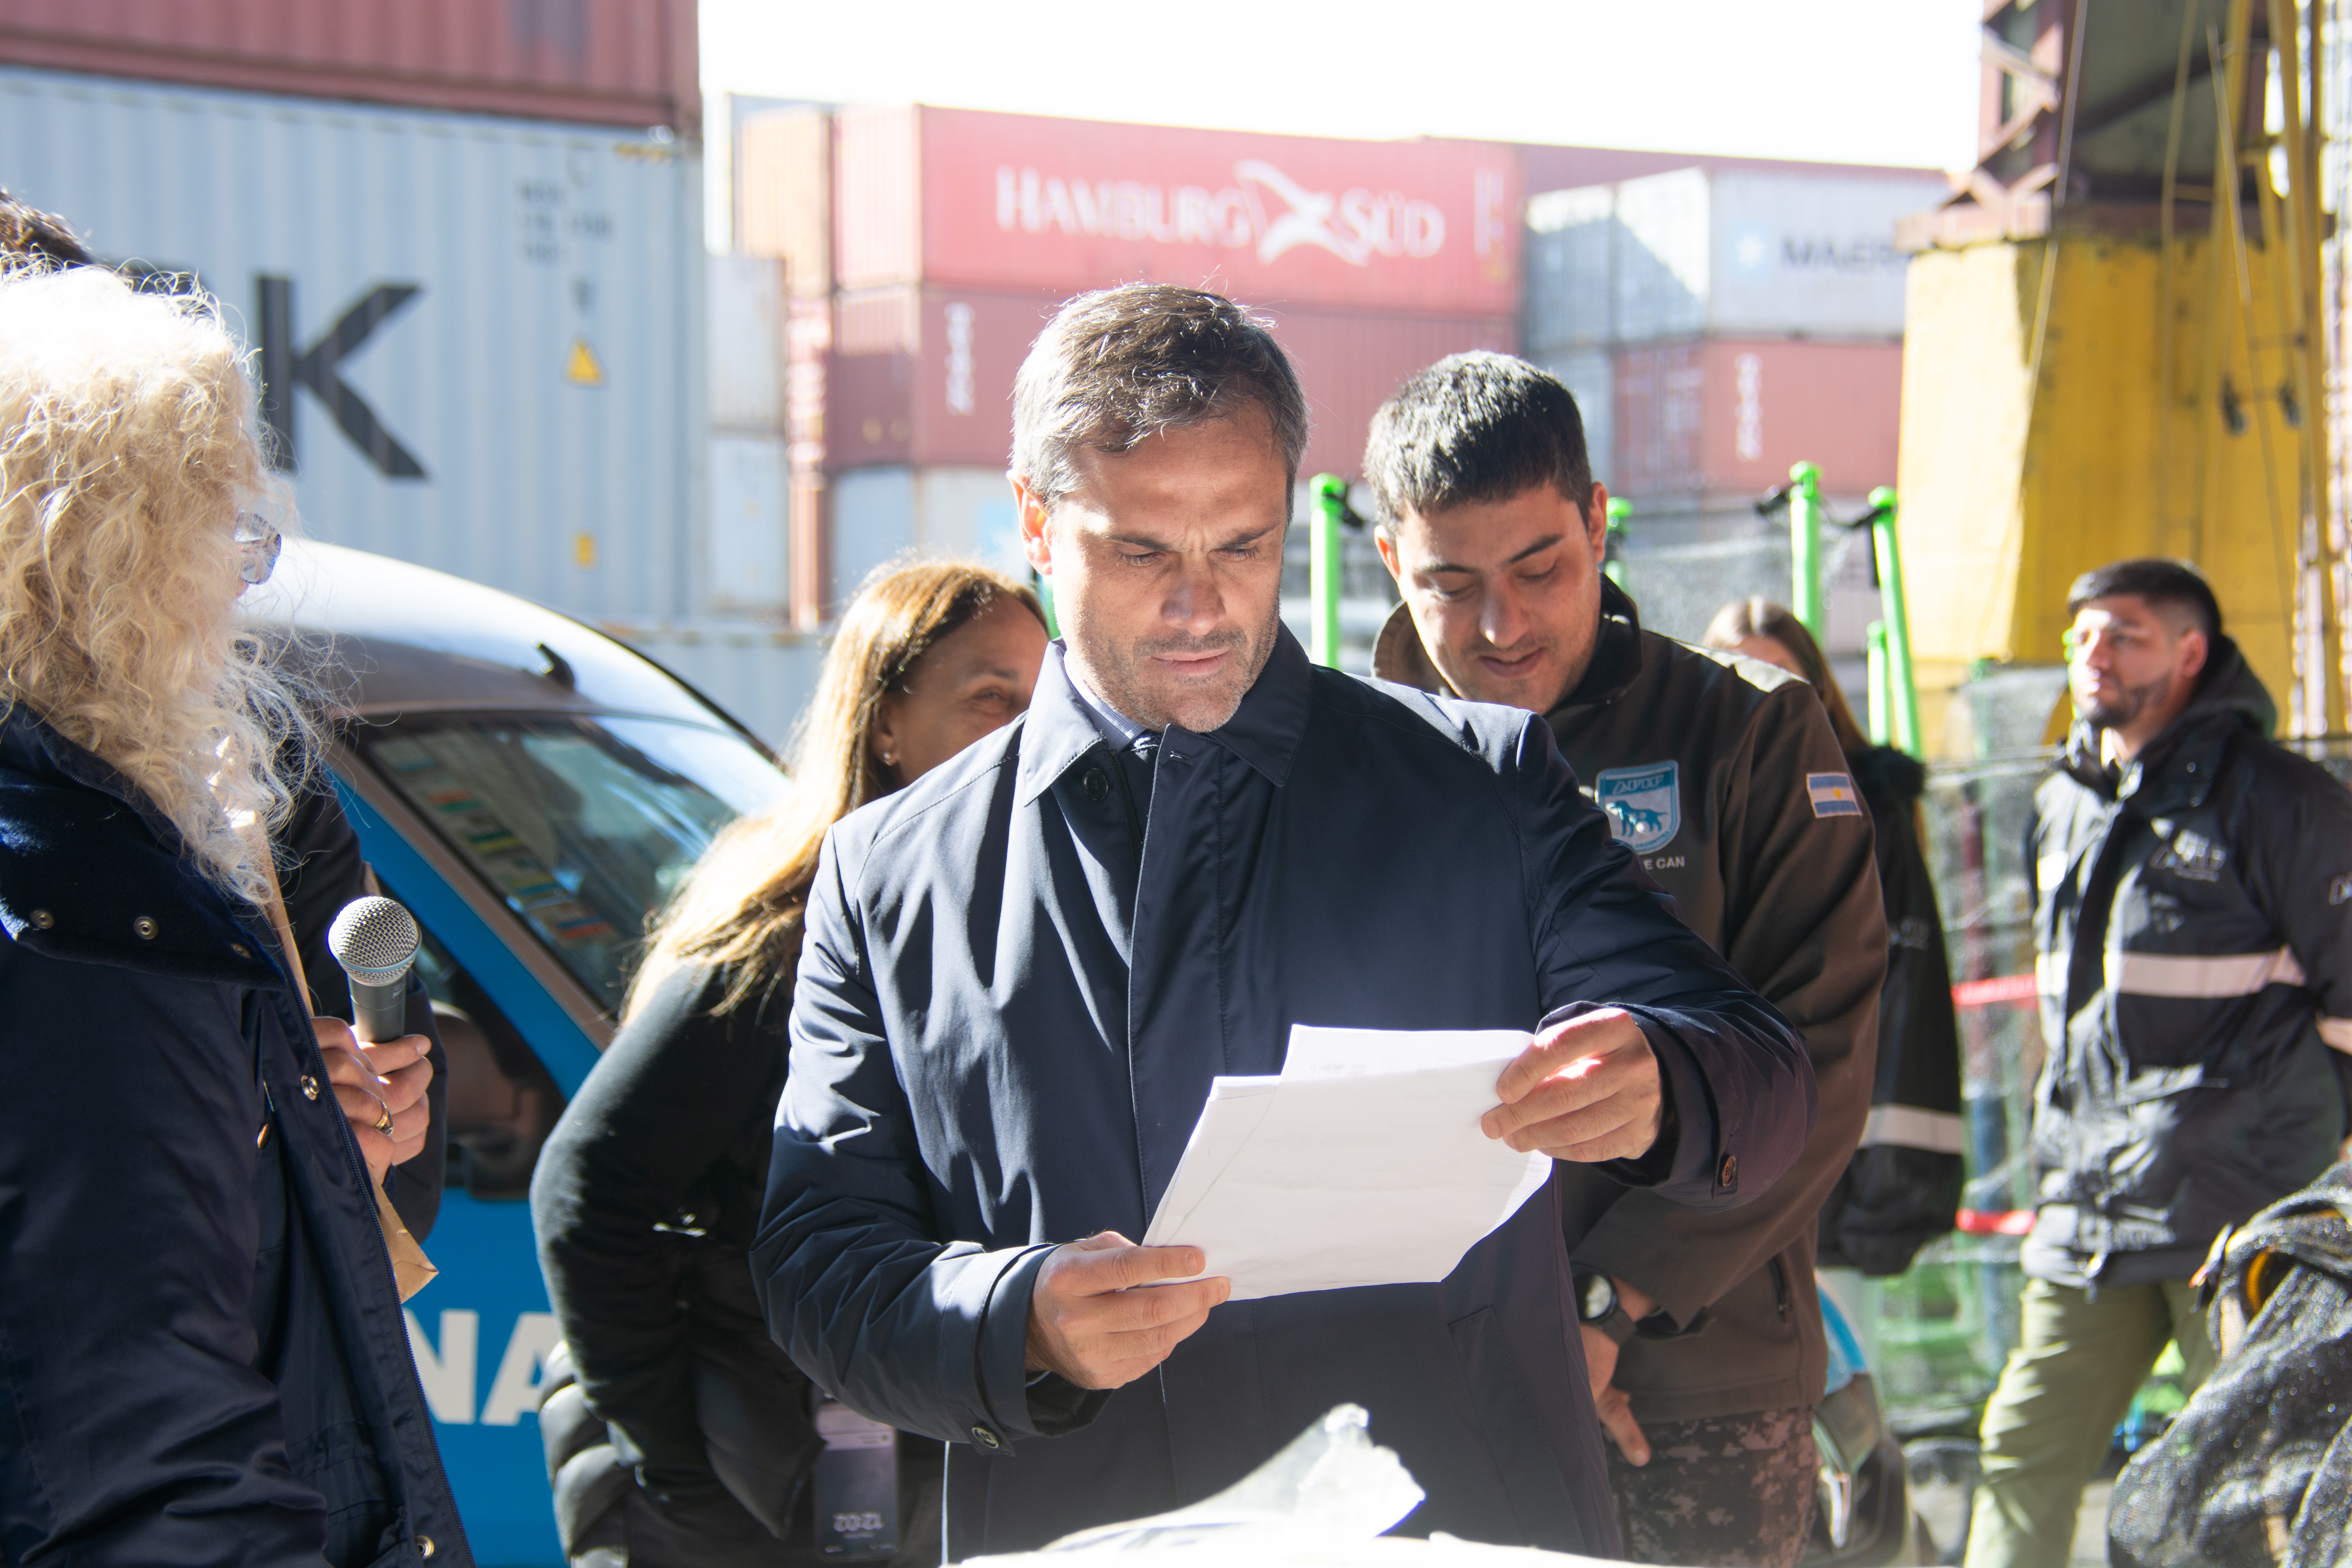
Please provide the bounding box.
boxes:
[1701,598,1965,1293]
[532,560,1048,1568]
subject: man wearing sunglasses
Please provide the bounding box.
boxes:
[1965,558,2352,1568]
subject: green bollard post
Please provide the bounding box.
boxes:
[1310,473,1347,669]
[1867,486,1922,756]
[1604,496,1630,589]
[1788,461,1824,644]
[1866,621,1891,746]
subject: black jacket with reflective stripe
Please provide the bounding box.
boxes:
[1818,745,1965,1279]
[2027,639,2352,1287]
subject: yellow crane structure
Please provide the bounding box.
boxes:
[1898,0,2342,750]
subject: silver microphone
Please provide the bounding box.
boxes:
[328,896,421,1044]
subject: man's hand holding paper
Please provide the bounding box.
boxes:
[1483,1007,1664,1163]
[1025,1234,1230,1390]
[1135,1023,1659,1303]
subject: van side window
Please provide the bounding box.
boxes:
[414,926,565,1200]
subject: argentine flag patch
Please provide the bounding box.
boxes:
[1808,772,1864,818]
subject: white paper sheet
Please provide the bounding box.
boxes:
[1140,1025,1552,1300]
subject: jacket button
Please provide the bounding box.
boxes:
[230,942,251,958]
[418,1536,435,1559]
[132,916,158,940]
[302,1075,320,1101]
[1081,768,1109,802]
[970,1425,1002,1450]
[1718,1154,1739,1188]
[27,908,53,929]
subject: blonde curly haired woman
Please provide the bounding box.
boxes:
[532,560,1048,1567]
[0,263,466,1565]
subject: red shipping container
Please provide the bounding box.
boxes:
[1613,338,1902,499]
[827,105,1520,316]
[826,286,1062,473]
[1263,306,1514,479]
[826,287,1510,483]
[0,0,698,136]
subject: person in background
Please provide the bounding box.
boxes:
[0,261,461,1564]
[1367,353,1882,1568]
[1962,559,2352,1568]
[531,561,1049,1568]
[1701,598,1965,1362]
[0,187,450,1240]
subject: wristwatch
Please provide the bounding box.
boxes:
[1574,1270,1639,1347]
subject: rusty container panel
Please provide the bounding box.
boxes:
[0,0,698,135]
[1613,337,1903,500]
[911,105,1520,314]
[826,285,1060,472]
[832,103,922,289]
[735,104,831,296]
[1259,307,1515,479]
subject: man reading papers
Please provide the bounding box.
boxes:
[753,285,1817,1559]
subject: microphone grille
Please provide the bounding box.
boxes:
[328,896,420,982]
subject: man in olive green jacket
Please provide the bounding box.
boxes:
[1365,353,1885,1568]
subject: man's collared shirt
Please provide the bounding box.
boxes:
[1061,650,1152,753]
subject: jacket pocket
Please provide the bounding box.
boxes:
[1445,1307,1578,1546]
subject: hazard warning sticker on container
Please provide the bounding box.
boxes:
[1808,772,1864,818]
[565,339,605,386]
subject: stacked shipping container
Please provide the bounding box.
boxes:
[0,66,701,628]
[0,0,699,134]
[1520,164,1947,643]
[0,4,837,749]
[0,25,708,1559]
[734,103,1521,632]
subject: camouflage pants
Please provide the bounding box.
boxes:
[1606,1404,1819,1568]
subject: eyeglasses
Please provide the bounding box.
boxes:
[234,509,283,587]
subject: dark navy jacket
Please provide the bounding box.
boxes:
[0,706,468,1568]
[753,631,1816,1559]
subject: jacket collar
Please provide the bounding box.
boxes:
[1015,626,1311,806]
[1371,576,1648,713]
[0,699,189,852]
[0,702,283,986]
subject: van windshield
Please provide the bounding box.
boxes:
[357,713,790,1011]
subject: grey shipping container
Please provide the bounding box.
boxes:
[1530,347,1613,490]
[1523,186,1615,352]
[0,65,705,624]
[708,251,783,431]
[704,432,788,612]
[1523,166,1952,350]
